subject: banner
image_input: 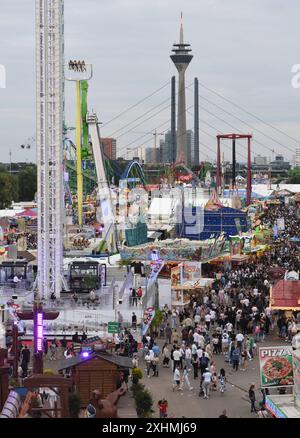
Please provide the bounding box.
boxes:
[259,346,294,387]
[141,307,155,336]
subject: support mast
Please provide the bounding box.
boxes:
[36,0,64,299]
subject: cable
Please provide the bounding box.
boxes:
[119,105,216,160]
[117,102,197,155]
[198,81,300,146]
[188,87,294,158]
[106,82,194,139]
[101,80,171,128]
[199,93,294,154]
[198,104,278,157]
[187,109,248,160]
[107,97,170,137]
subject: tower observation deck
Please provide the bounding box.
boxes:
[170,15,193,164]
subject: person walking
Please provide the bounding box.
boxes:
[49,340,57,361]
[131,288,137,307]
[232,345,240,371]
[151,354,159,377]
[131,312,137,330]
[43,337,48,357]
[165,323,172,344]
[202,368,212,399]
[182,366,194,391]
[145,352,152,378]
[185,345,192,370]
[241,348,248,371]
[21,345,30,378]
[137,286,143,303]
[192,354,199,379]
[158,399,168,418]
[218,368,226,393]
[172,347,181,372]
[162,343,170,368]
[172,366,182,392]
[249,384,257,413]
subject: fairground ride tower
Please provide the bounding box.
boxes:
[36,0,64,299]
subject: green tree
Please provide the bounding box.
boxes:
[18,166,37,201]
[0,173,19,208]
[287,168,300,183]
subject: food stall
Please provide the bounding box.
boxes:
[171,262,214,307]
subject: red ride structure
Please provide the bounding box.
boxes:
[216,133,252,206]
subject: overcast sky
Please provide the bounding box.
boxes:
[1,0,300,163]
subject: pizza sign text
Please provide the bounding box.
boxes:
[260,348,292,358]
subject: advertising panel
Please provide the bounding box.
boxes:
[259,346,294,387]
[141,307,155,336]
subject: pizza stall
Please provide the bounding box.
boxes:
[259,346,300,418]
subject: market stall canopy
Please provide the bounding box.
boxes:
[270,189,295,198]
[270,280,300,310]
[15,209,37,218]
[291,193,300,203]
[267,267,285,280]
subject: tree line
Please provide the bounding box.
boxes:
[0,164,37,209]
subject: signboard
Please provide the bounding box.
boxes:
[108,321,119,334]
[171,262,202,290]
[259,346,294,387]
[141,307,155,336]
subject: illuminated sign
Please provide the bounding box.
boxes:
[36,312,44,353]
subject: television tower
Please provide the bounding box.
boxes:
[170,13,193,164]
[36,0,64,299]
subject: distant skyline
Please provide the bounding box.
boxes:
[1,0,300,163]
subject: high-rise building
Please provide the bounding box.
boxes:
[254,155,268,165]
[145,147,160,164]
[101,138,116,160]
[186,130,194,168]
[170,15,193,164]
[159,130,194,166]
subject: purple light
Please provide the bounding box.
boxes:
[35,312,44,353]
[81,352,90,358]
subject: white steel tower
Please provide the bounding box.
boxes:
[36,0,64,299]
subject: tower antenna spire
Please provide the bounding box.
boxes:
[180,12,184,44]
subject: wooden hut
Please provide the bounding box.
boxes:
[58,351,133,406]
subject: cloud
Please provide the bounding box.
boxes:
[0,0,300,163]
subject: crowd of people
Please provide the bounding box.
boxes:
[139,201,300,416]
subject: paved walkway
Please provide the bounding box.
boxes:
[139,337,283,418]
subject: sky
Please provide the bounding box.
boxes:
[1,0,300,163]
